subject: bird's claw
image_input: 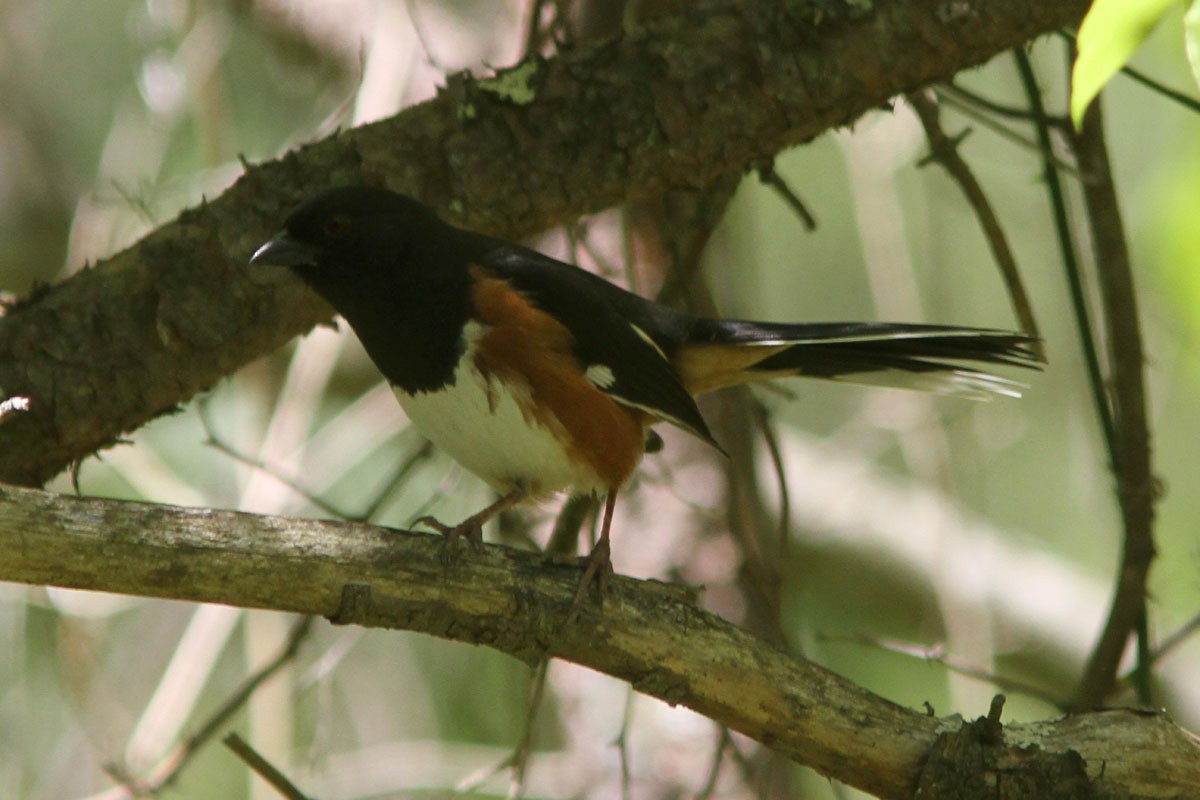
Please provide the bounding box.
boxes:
[413,515,484,565]
[566,537,612,622]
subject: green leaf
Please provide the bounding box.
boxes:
[1071,0,1177,128]
[1185,1,1200,90]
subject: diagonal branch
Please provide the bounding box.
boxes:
[2,483,1199,799]
[906,88,1040,344]
[0,0,1090,487]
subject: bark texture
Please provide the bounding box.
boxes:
[0,0,1090,485]
[2,484,1197,799]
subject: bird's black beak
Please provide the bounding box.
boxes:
[250,234,320,267]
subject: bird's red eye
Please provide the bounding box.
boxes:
[324,215,350,237]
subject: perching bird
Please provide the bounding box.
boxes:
[251,186,1039,603]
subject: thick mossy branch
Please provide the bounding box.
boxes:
[2,484,1198,799]
[0,0,1089,486]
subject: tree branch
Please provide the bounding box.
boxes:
[1069,99,1158,709]
[2,483,1198,799]
[0,0,1090,486]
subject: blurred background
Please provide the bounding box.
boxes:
[2,1,1198,798]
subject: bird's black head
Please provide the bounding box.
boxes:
[250,186,443,290]
[251,186,484,392]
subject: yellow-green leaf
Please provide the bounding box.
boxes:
[1185,1,1200,90]
[1071,0,1177,127]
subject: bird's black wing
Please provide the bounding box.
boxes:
[477,243,722,450]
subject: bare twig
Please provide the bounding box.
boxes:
[510,660,550,799]
[449,659,551,799]
[1117,64,1200,114]
[521,0,569,57]
[358,439,437,522]
[822,633,1066,709]
[105,616,314,796]
[640,175,792,651]
[1011,52,1150,708]
[523,0,550,56]
[614,689,636,800]
[695,726,732,800]
[937,81,1048,122]
[1012,50,1116,458]
[1069,96,1158,710]
[906,89,1041,345]
[224,733,313,800]
[932,87,1082,175]
[748,399,791,556]
[1149,611,1200,666]
[201,396,436,524]
[755,158,817,230]
[403,0,449,73]
[199,400,349,519]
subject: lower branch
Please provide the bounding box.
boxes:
[1,484,1195,798]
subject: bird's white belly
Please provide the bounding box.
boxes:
[393,353,606,497]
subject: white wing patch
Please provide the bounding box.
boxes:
[584,363,616,389]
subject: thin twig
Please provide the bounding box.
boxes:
[755,158,817,230]
[938,81,1049,122]
[173,617,315,775]
[1069,94,1158,710]
[748,399,791,555]
[403,0,448,73]
[821,632,1066,709]
[650,176,791,650]
[932,88,1083,176]
[906,88,1041,345]
[614,689,636,800]
[224,733,313,800]
[1118,63,1200,114]
[200,396,435,524]
[106,616,315,796]
[357,439,436,523]
[1020,43,1155,709]
[523,0,550,57]
[695,726,732,800]
[509,659,550,799]
[1148,611,1200,666]
[651,172,742,309]
[199,398,349,519]
[1012,50,1116,456]
[450,659,552,799]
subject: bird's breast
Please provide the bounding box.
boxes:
[392,321,645,497]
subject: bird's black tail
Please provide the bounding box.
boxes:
[677,320,1042,399]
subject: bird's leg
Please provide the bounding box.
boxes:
[568,491,617,618]
[414,487,524,560]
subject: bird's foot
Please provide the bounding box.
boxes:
[412,489,524,565]
[413,515,484,565]
[566,536,612,622]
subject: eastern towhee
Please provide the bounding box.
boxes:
[252,186,1040,603]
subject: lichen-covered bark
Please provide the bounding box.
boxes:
[0,0,1090,485]
[2,484,1197,799]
